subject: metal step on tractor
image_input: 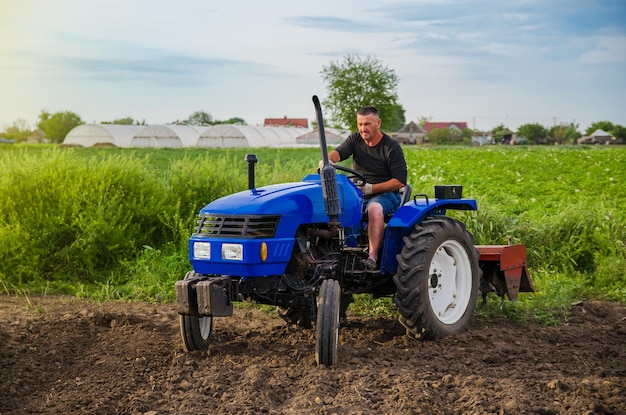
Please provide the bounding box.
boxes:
[175,96,534,366]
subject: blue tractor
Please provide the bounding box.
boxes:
[175,96,533,365]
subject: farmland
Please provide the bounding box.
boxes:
[1,144,624,414]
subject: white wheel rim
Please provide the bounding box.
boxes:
[199,316,212,340]
[427,240,473,325]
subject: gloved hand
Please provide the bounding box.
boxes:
[358,183,373,196]
[318,159,335,171]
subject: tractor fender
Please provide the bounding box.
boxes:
[379,198,477,274]
[387,198,478,229]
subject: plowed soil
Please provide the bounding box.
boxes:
[1,295,624,415]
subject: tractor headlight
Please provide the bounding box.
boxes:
[222,243,243,261]
[193,242,211,259]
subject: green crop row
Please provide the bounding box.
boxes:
[0,144,624,322]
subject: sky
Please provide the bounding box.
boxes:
[1,0,625,133]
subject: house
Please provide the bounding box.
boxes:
[27,129,46,144]
[471,131,493,146]
[264,116,308,129]
[577,129,616,145]
[423,122,468,132]
[392,121,426,144]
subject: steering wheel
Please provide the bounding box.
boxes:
[330,164,367,186]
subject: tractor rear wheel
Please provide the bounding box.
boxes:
[393,216,480,340]
[315,279,341,366]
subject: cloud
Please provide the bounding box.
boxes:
[579,36,626,63]
[287,15,388,33]
[3,33,288,87]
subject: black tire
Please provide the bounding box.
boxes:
[179,271,213,351]
[393,216,480,340]
[315,279,341,366]
[180,314,213,351]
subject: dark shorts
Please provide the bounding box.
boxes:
[365,192,402,216]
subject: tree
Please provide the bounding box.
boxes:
[321,55,405,132]
[102,117,139,125]
[417,116,433,128]
[37,110,84,143]
[426,127,472,145]
[586,121,614,136]
[389,104,406,132]
[491,124,513,144]
[426,127,452,144]
[220,117,245,125]
[517,123,549,144]
[185,110,214,126]
[611,124,625,141]
[549,123,580,144]
[2,118,31,142]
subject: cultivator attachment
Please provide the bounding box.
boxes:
[477,244,535,305]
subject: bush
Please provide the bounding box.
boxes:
[0,149,172,284]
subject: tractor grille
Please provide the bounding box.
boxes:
[194,214,280,238]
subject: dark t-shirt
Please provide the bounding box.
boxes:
[335,132,407,185]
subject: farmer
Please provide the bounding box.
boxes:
[326,106,408,270]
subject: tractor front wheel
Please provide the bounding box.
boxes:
[179,271,213,351]
[393,216,480,340]
[315,279,341,366]
[180,314,213,351]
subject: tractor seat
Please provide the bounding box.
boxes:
[398,183,412,205]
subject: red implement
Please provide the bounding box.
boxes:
[476,244,535,302]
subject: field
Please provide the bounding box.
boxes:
[1,144,624,308]
[1,295,624,414]
[0,144,625,414]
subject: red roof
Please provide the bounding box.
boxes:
[423,122,468,132]
[264,116,308,128]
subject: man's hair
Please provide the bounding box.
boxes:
[357,106,379,117]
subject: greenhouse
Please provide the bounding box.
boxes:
[196,124,305,148]
[62,124,142,147]
[129,125,209,148]
[63,123,321,148]
[295,128,347,145]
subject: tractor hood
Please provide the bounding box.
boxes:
[198,174,363,229]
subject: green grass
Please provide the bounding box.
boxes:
[0,144,624,324]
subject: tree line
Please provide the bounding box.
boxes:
[1,55,624,145]
[0,111,248,144]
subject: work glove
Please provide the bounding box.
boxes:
[318,159,335,171]
[358,183,373,196]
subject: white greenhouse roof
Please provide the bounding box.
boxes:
[131,125,210,148]
[295,128,347,145]
[62,124,142,147]
[197,124,305,148]
[63,123,317,148]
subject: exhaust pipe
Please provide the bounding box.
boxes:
[312,95,340,225]
[245,153,258,190]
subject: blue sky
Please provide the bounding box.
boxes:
[1,0,625,132]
